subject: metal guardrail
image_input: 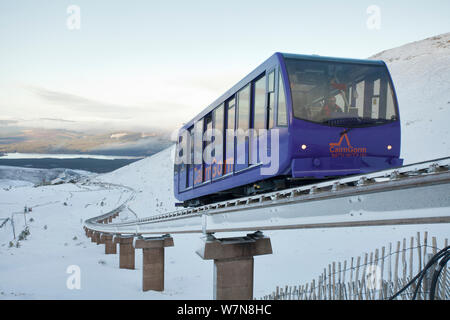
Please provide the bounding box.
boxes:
[84,157,450,235]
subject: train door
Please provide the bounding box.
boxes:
[225,97,236,175]
[193,119,203,186]
[212,104,224,180]
[236,84,250,172]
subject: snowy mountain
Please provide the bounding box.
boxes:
[1,34,449,300]
[0,166,92,187]
[370,33,450,163]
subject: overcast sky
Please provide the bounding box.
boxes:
[1,0,449,132]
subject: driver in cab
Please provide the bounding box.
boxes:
[320,95,343,119]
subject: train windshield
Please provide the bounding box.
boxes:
[285,59,398,127]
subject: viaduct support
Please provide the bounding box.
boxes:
[115,235,135,269]
[134,235,174,292]
[196,231,272,300]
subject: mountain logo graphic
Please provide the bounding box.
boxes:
[329,133,367,157]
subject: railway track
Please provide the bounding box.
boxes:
[84,157,450,235]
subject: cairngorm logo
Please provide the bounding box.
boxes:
[329,133,367,158]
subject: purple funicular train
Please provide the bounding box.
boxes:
[174,53,403,207]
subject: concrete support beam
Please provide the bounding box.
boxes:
[196,231,272,300]
[101,233,116,254]
[115,235,135,270]
[134,235,174,292]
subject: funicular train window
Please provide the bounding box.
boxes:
[267,71,275,129]
[277,71,288,126]
[178,135,183,157]
[237,85,250,167]
[175,135,182,172]
[238,85,250,130]
[193,119,203,185]
[186,126,194,188]
[212,104,224,178]
[176,133,185,177]
[253,75,266,133]
[252,75,266,165]
[203,115,213,182]
[225,98,235,174]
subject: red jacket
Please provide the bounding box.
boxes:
[322,104,343,117]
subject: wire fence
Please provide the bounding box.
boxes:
[261,232,449,300]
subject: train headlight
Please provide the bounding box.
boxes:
[387,145,392,150]
[301,144,307,150]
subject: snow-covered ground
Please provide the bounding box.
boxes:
[1,34,449,299]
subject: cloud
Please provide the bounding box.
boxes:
[21,85,202,132]
[0,119,19,126]
[39,118,76,123]
[27,86,145,119]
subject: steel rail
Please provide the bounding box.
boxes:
[84,157,450,235]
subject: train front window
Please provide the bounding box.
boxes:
[285,59,398,127]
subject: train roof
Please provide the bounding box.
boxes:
[179,52,387,130]
[281,53,385,66]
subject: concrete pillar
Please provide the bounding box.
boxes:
[98,232,106,244]
[91,231,97,243]
[134,235,174,292]
[101,234,117,254]
[95,232,102,245]
[196,231,272,300]
[116,235,135,269]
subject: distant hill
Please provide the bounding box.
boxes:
[0,127,172,157]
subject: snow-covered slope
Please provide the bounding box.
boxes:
[370,33,450,163]
[94,146,177,215]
